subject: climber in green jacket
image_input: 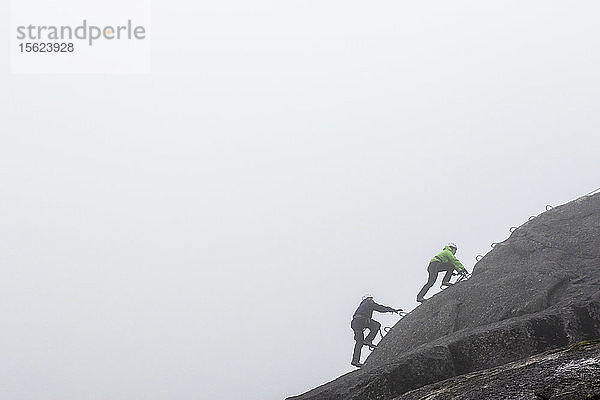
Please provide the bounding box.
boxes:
[416,243,469,303]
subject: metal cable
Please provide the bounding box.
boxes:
[586,187,600,196]
[475,188,598,262]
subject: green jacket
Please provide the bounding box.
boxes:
[431,246,466,272]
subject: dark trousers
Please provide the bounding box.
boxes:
[351,317,381,364]
[416,261,454,299]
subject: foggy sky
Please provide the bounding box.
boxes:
[2,1,600,399]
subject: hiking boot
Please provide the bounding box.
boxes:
[441,282,454,287]
[351,361,363,368]
[416,297,427,303]
[363,342,377,348]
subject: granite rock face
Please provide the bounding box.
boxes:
[287,193,600,400]
[395,340,600,400]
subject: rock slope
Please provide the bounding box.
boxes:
[287,193,600,400]
[396,340,600,400]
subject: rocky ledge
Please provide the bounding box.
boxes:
[397,339,600,400]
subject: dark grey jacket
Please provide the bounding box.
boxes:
[352,298,395,320]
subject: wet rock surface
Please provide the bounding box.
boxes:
[395,340,600,400]
[287,194,600,400]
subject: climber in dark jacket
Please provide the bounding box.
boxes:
[416,243,469,303]
[351,295,400,368]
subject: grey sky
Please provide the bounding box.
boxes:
[1,1,600,399]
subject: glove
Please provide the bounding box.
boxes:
[460,269,469,276]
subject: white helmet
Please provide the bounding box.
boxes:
[447,242,458,250]
[362,294,373,300]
